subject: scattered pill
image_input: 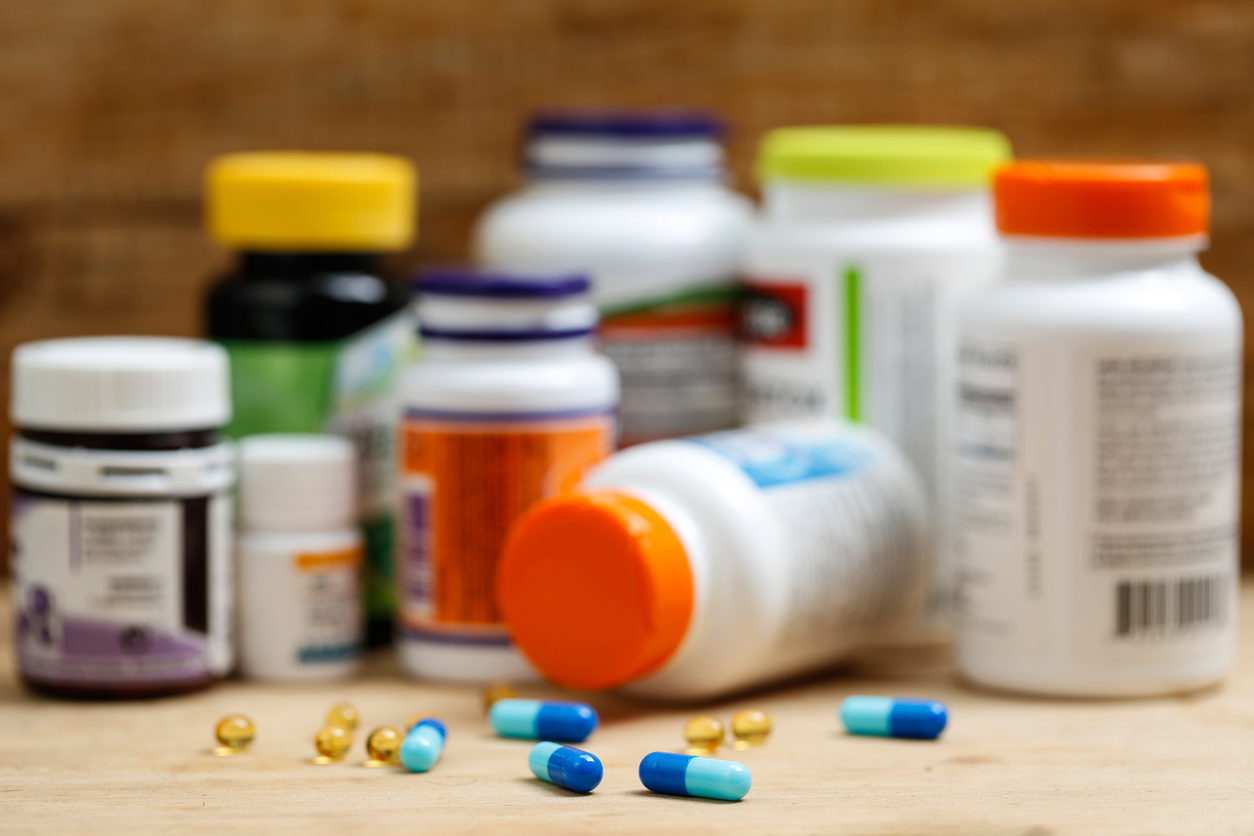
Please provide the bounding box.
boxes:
[731,709,771,749]
[683,715,725,754]
[326,702,359,731]
[840,696,947,740]
[213,715,255,755]
[639,752,751,801]
[528,742,603,793]
[483,682,517,713]
[489,699,598,742]
[365,726,403,766]
[314,725,353,762]
[401,716,446,773]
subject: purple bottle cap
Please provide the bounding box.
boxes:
[415,267,590,299]
[528,108,724,139]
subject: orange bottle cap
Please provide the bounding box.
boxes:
[995,160,1209,239]
[498,491,694,691]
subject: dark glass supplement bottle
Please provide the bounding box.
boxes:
[205,152,418,646]
[10,337,235,699]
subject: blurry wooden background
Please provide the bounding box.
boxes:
[1,0,1252,565]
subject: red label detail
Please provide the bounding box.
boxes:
[741,282,807,349]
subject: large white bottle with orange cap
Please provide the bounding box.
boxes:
[955,161,1242,697]
[499,421,930,700]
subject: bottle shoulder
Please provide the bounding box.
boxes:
[401,351,619,412]
[474,184,755,266]
[586,441,773,546]
[749,214,998,260]
[962,262,1242,339]
[239,527,361,554]
[207,268,408,341]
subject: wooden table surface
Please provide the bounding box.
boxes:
[2,582,1253,836]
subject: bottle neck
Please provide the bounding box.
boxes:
[1003,236,1206,282]
[420,335,597,360]
[239,251,385,277]
[524,136,725,182]
[763,182,991,223]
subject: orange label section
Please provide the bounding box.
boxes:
[399,411,614,632]
[294,546,364,572]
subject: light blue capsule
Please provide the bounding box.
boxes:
[401,716,446,772]
[638,752,751,801]
[840,695,947,740]
[489,699,598,742]
[528,741,603,793]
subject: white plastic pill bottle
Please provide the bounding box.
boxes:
[473,109,755,446]
[499,421,929,701]
[237,434,362,681]
[955,161,1242,697]
[9,337,235,699]
[398,268,619,682]
[743,127,1011,635]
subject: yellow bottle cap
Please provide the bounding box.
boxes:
[206,151,417,251]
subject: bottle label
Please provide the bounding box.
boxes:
[398,406,615,646]
[687,424,929,651]
[292,547,364,664]
[742,252,999,629]
[600,283,739,445]
[956,338,1241,667]
[219,310,416,626]
[11,490,233,687]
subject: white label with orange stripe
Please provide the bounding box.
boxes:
[238,530,364,680]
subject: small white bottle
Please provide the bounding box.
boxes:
[955,160,1242,697]
[743,126,1011,637]
[237,434,363,681]
[474,109,755,446]
[398,268,619,683]
[499,421,929,701]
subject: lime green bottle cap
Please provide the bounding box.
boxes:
[758,125,1011,187]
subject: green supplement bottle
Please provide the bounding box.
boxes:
[204,152,418,645]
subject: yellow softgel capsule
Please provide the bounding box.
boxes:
[213,715,255,756]
[683,715,725,754]
[731,708,772,749]
[482,682,517,714]
[365,726,403,766]
[326,702,359,731]
[314,725,352,763]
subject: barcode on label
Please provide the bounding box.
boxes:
[1114,576,1227,638]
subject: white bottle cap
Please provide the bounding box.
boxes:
[239,434,357,532]
[11,336,231,432]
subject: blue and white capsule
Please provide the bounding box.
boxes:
[638,752,751,802]
[489,699,598,743]
[840,696,947,740]
[401,716,446,772]
[528,742,603,793]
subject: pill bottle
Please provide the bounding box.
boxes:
[237,434,363,681]
[9,337,235,699]
[499,421,929,700]
[473,109,755,446]
[398,268,619,682]
[742,126,1011,636]
[955,161,1242,697]
[205,151,417,646]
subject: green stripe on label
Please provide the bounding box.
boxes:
[599,283,739,318]
[844,265,861,422]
